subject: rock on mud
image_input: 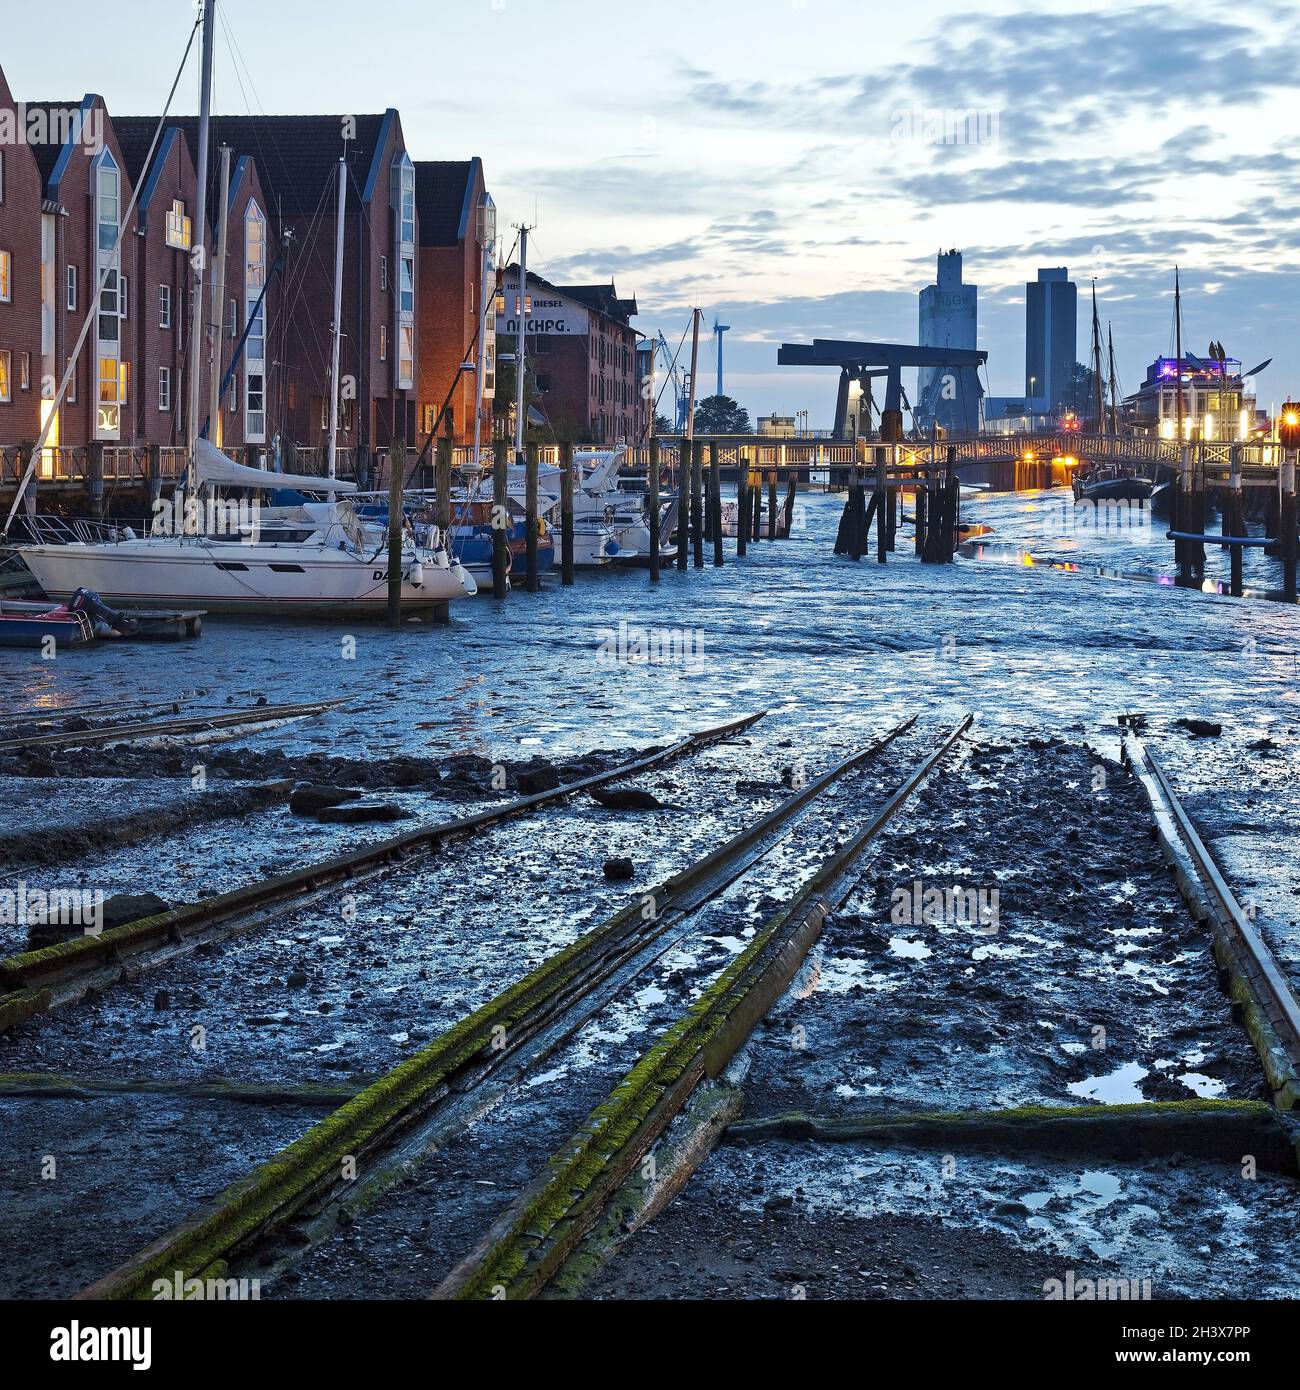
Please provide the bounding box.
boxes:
[289,784,364,816]
[591,786,669,811]
[314,801,412,824]
[603,857,636,880]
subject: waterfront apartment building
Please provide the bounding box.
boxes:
[497,268,640,444]
[0,68,46,446]
[917,249,980,435]
[414,158,494,448]
[1025,267,1076,412]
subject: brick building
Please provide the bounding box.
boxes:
[25,94,139,448]
[154,111,417,472]
[0,67,46,446]
[497,268,640,444]
[414,157,493,447]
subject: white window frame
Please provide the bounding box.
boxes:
[243,199,267,441]
[66,265,77,311]
[20,351,30,391]
[0,349,10,403]
[379,323,387,362]
[165,198,191,251]
[158,365,171,412]
[91,148,122,439]
[0,249,10,302]
[159,283,171,328]
[390,153,416,390]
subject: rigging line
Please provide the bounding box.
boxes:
[3,13,203,537]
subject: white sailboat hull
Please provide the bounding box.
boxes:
[19,538,475,616]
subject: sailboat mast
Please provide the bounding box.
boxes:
[186,0,216,465]
[1174,267,1185,442]
[206,143,231,444]
[326,155,347,480]
[1090,282,1104,432]
[1107,323,1120,436]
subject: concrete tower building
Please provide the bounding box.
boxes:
[1025,267,1076,412]
[917,250,980,434]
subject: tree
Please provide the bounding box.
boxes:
[1066,362,1101,426]
[652,411,674,436]
[693,394,751,434]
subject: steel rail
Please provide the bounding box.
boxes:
[0,698,348,754]
[75,713,915,1298]
[435,713,974,1300]
[1121,722,1300,1106]
[0,711,769,1032]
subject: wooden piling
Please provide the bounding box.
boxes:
[435,432,452,541]
[914,484,927,557]
[751,460,762,544]
[560,441,574,586]
[1282,452,1298,600]
[736,453,749,557]
[875,449,887,564]
[691,438,704,567]
[492,437,509,599]
[526,441,540,593]
[1228,457,1244,598]
[386,436,404,627]
[648,438,662,583]
[710,442,723,567]
[676,441,689,571]
[767,472,778,541]
[783,477,796,537]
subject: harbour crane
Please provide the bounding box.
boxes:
[656,331,692,432]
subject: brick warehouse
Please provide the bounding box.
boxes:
[1,65,645,488]
[414,157,494,448]
[497,267,643,445]
[152,112,417,478]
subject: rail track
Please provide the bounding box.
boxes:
[0,711,767,1033]
[0,697,348,755]
[436,716,1300,1300]
[73,712,924,1299]
[1120,720,1300,1110]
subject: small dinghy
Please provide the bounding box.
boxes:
[0,600,94,649]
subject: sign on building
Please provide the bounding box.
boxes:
[496,273,589,337]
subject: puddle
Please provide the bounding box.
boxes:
[1067,1061,1148,1103]
[888,936,933,960]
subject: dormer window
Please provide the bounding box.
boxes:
[165,199,192,251]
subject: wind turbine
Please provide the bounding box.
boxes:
[713,318,731,397]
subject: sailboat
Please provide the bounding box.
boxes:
[1072,283,1152,504]
[8,2,474,617]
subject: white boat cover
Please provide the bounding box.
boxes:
[193,437,357,493]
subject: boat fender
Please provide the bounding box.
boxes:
[606,538,620,556]
[120,526,137,540]
[406,559,425,588]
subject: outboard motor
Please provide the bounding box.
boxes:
[70,587,139,638]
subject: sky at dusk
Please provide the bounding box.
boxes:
[7,0,1297,424]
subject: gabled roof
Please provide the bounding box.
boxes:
[554,282,638,324]
[22,97,102,195]
[116,112,398,218]
[412,158,479,247]
[507,267,638,327]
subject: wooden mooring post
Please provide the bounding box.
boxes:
[648,437,662,583]
[492,437,509,599]
[1283,451,1298,600]
[736,452,749,558]
[386,436,404,627]
[525,441,540,593]
[783,477,796,537]
[435,430,452,548]
[691,437,704,568]
[767,472,778,542]
[914,483,927,557]
[560,441,574,586]
[676,441,689,571]
[875,449,887,564]
[710,442,723,567]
